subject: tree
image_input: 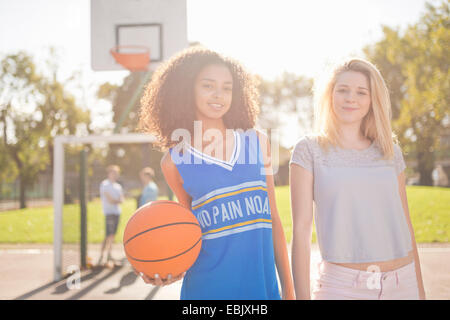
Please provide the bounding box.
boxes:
[97,72,166,193]
[258,72,313,148]
[0,52,48,208]
[0,51,91,208]
[363,26,408,120]
[364,0,449,185]
[37,49,91,174]
[97,71,149,132]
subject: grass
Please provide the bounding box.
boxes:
[0,186,448,244]
[404,186,450,243]
[0,198,161,244]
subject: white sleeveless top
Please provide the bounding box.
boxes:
[290,135,412,263]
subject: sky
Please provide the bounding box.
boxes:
[0,0,431,145]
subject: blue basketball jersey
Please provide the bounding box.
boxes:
[169,129,281,300]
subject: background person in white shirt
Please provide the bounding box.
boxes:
[98,165,124,267]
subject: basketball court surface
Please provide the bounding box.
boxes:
[1,243,449,300]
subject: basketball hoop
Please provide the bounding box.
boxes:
[110,45,150,71]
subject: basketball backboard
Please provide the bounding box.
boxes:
[90,0,188,71]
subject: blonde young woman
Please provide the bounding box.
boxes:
[290,58,426,300]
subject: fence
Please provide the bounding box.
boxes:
[0,169,53,211]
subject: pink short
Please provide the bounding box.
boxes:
[312,260,419,300]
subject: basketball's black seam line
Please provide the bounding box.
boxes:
[125,236,202,263]
[123,222,201,245]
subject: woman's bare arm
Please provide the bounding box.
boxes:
[258,131,295,300]
[290,163,314,299]
[397,172,426,299]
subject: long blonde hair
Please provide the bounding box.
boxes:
[313,58,396,159]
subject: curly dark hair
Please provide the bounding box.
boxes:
[138,46,260,151]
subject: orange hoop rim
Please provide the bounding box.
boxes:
[110,45,150,71]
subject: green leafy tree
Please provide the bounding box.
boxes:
[365,0,449,185]
[97,72,149,132]
[0,51,91,208]
[97,72,167,195]
[258,72,313,137]
[37,49,91,172]
[363,26,408,120]
[0,52,48,208]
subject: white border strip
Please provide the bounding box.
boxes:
[191,180,267,207]
[188,147,234,171]
[202,222,272,240]
[187,130,240,171]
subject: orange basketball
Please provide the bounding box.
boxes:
[123,200,202,278]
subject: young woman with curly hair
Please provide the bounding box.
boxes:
[138,46,294,300]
